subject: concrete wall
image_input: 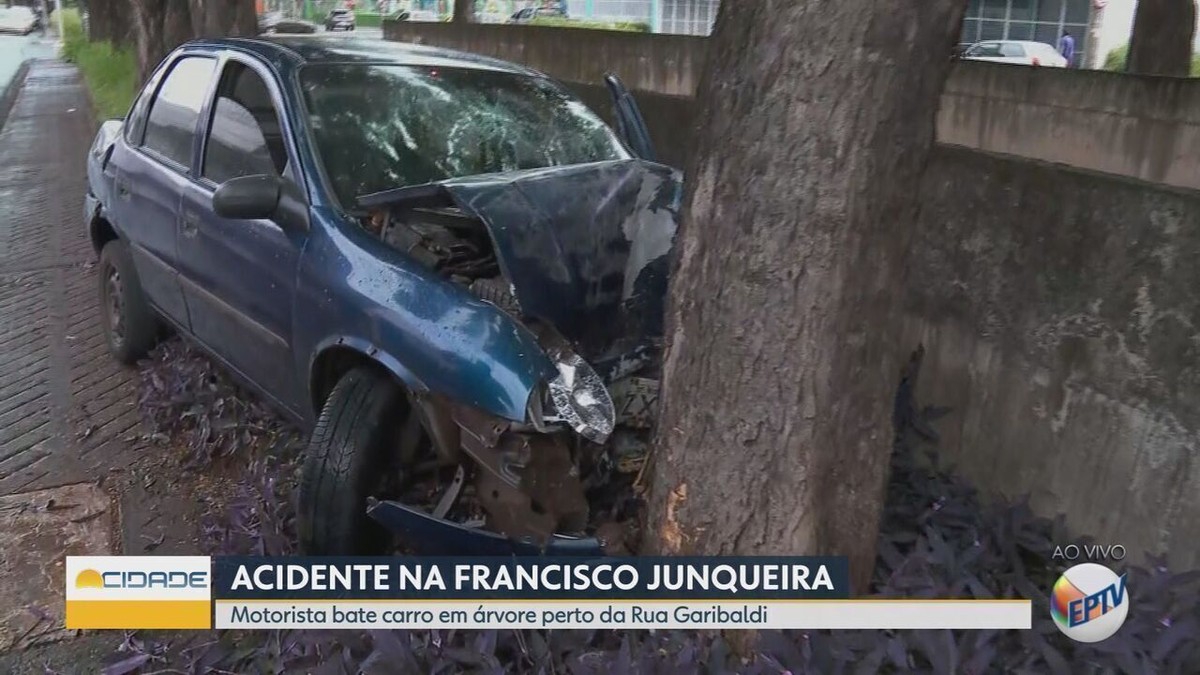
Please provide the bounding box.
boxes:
[383,20,1200,190]
[383,21,1200,568]
[384,22,704,97]
[909,147,1200,569]
[938,63,1200,193]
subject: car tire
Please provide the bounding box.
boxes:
[298,366,425,555]
[98,239,158,365]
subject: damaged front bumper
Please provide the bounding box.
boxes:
[365,342,658,557]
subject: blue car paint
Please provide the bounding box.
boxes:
[85,36,652,427]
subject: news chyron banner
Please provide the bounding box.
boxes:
[66,556,1032,631]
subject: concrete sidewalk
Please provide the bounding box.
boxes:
[0,59,201,664]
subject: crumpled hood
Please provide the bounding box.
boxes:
[363,160,683,357]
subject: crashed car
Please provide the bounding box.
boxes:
[83,36,673,557]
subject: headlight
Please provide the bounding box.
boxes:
[547,351,615,444]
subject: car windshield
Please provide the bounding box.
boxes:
[299,64,629,207]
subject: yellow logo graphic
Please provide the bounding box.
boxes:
[75,569,104,588]
[66,556,212,630]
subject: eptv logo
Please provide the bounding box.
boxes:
[66,556,212,629]
[1050,563,1129,643]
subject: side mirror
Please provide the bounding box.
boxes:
[213,174,309,231]
[213,174,280,219]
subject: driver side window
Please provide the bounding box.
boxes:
[202,62,288,185]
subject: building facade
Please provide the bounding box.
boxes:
[960,0,1094,66]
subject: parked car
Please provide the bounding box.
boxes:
[258,11,318,34]
[0,6,38,35]
[84,37,668,558]
[325,8,356,31]
[960,40,1068,67]
[508,5,567,23]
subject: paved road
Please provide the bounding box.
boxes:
[0,34,56,98]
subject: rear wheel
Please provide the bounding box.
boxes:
[298,366,429,555]
[98,239,158,365]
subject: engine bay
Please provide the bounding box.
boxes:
[360,204,659,555]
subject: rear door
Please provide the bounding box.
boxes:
[177,54,307,413]
[106,54,219,327]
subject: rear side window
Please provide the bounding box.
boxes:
[1000,43,1026,57]
[142,57,217,169]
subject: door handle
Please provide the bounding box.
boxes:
[115,179,131,201]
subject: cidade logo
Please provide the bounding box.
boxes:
[1050,563,1129,643]
[75,568,209,589]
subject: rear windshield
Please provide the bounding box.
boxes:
[299,63,628,208]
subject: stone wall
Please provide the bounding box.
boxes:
[909,147,1200,569]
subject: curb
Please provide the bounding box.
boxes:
[0,59,33,134]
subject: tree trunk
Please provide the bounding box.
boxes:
[643,0,968,593]
[1127,0,1197,77]
[87,0,134,47]
[130,0,256,84]
[131,0,193,84]
[189,0,257,38]
[452,0,473,23]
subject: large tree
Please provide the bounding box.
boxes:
[452,0,474,23]
[130,0,257,83]
[1127,0,1197,76]
[644,0,968,592]
[86,0,134,47]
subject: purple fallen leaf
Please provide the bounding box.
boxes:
[100,653,152,675]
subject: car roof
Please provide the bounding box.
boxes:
[185,36,543,77]
[975,40,1055,48]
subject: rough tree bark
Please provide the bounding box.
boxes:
[452,0,473,23]
[189,0,257,38]
[86,0,134,47]
[130,0,256,84]
[1127,0,1197,77]
[644,0,968,593]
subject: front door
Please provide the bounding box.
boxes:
[177,56,306,412]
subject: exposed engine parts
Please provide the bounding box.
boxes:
[357,166,676,555]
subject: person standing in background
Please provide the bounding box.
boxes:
[1059,30,1076,67]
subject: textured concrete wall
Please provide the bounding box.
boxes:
[383,21,704,97]
[938,62,1200,192]
[908,147,1200,569]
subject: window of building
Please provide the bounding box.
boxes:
[960,0,1091,64]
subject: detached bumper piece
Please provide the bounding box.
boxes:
[366,498,605,557]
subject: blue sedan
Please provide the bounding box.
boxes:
[84,36,677,556]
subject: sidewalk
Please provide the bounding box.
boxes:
[0,58,201,664]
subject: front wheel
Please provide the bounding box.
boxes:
[98,239,159,365]
[297,366,429,555]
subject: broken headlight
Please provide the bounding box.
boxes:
[544,351,615,444]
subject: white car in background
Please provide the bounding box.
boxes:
[961,40,1069,68]
[0,6,37,35]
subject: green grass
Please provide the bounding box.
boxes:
[61,9,137,119]
[525,16,650,32]
[303,9,393,27]
[1103,43,1200,76]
